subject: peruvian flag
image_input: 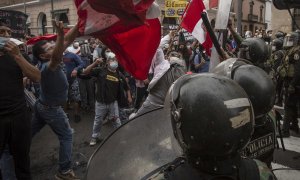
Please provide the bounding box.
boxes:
[75,0,161,80]
[181,0,213,56]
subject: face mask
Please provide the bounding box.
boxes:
[258,35,262,38]
[105,52,110,58]
[195,48,200,54]
[108,61,118,70]
[272,46,276,51]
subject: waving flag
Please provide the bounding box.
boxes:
[75,0,161,79]
[181,0,213,56]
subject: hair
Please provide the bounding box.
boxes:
[0,19,8,27]
[32,40,48,60]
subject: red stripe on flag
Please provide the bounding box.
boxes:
[100,19,161,80]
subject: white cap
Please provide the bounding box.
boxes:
[106,52,116,60]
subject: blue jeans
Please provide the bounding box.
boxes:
[92,101,121,138]
[32,101,73,173]
[0,146,17,180]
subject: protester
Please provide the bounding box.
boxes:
[0,18,41,180]
[81,52,131,146]
[31,21,79,179]
[63,50,84,122]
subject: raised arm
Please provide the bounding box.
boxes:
[49,21,65,70]
[64,23,80,50]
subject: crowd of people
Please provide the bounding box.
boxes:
[0,13,299,179]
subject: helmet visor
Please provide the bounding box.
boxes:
[283,35,294,47]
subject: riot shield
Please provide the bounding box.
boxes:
[86,107,182,180]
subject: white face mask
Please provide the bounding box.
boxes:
[108,61,118,70]
[258,35,263,38]
[272,46,276,51]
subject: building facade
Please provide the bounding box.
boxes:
[0,0,77,35]
[0,0,299,37]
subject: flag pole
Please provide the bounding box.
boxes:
[201,12,225,59]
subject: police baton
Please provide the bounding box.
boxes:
[201,12,225,59]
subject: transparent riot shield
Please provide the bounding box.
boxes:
[86,107,182,180]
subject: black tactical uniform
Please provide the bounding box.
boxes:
[214,58,276,167]
[279,31,300,137]
[142,74,276,180]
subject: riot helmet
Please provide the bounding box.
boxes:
[283,31,300,48]
[272,38,283,51]
[238,38,269,65]
[214,59,275,118]
[165,74,254,165]
[275,31,285,39]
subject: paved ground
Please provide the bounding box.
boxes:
[30,110,115,180]
[272,106,300,180]
[27,107,300,179]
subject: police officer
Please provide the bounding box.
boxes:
[214,58,276,167]
[267,38,286,106]
[278,31,300,137]
[238,37,269,70]
[142,74,276,180]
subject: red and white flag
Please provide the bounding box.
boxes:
[75,0,161,80]
[181,0,213,56]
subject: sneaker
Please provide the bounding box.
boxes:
[89,138,98,146]
[74,114,81,123]
[55,169,80,180]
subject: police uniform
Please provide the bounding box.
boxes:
[213,58,276,167]
[279,45,300,135]
[142,157,276,180]
[146,74,277,180]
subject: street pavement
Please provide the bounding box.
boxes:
[272,106,300,180]
[29,107,300,179]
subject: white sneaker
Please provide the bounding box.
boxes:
[89,138,97,146]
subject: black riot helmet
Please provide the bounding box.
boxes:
[213,58,276,118]
[238,38,269,65]
[165,74,254,167]
[272,38,283,51]
[283,31,300,48]
[275,31,286,40]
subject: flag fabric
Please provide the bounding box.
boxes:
[209,0,219,9]
[26,29,70,45]
[26,34,57,45]
[75,0,161,80]
[181,0,213,56]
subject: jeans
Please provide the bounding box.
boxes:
[78,78,95,109]
[0,146,17,180]
[0,107,31,180]
[92,101,121,138]
[134,86,148,110]
[32,101,73,173]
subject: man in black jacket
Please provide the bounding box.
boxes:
[0,19,40,180]
[82,52,132,146]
